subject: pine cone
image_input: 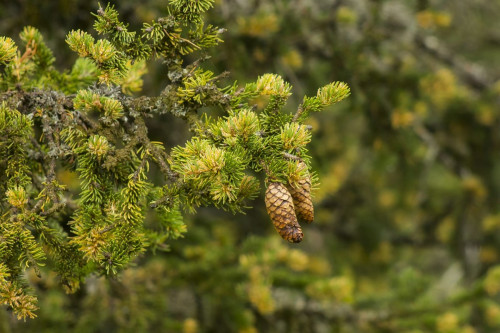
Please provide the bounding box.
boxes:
[265,182,303,243]
[288,177,314,224]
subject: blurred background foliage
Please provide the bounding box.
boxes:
[1,0,500,332]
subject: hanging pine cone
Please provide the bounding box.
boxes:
[265,182,303,243]
[287,161,314,224]
[288,177,314,224]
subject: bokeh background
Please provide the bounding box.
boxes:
[1,0,500,332]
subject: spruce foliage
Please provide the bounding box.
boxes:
[0,0,349,319]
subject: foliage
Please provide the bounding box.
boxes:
[0,0,348,323]
[203,1,500,332]
[1,0,500,332]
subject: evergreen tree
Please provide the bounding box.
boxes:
[2,1,500,332]
[0,0,348,321]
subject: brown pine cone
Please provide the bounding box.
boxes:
[265,182,303,243]
[288,177,314,224]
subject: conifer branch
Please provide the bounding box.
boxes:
[0,1,350,319]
